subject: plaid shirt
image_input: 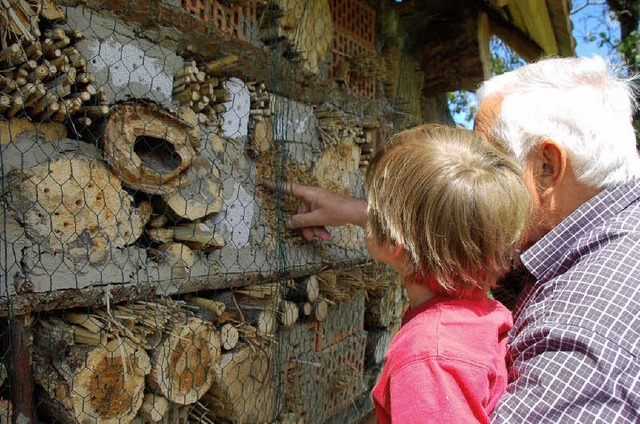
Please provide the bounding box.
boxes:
[492,180,640,423]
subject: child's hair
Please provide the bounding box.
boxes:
[365,124,531,298]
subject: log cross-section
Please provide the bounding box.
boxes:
[102,103,200,195]
[147,317,221,405]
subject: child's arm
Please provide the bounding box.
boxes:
[263,181,367,240]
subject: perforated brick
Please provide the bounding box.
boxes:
[328,0,377,99]
[329,0,375,50]
[180,0,258,42]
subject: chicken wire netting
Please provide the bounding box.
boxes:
[0,0,417,422]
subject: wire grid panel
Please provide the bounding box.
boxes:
[0,0,391,422]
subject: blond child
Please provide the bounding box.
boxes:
[267,123,531,422]
[363,124,530,423]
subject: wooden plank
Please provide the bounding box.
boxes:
[0,258,369,318]
[508,0,558,55]
[485,6,545,62]
[546,0,575,57]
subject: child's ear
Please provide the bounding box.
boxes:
[387,240,406,260]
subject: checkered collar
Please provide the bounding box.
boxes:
[520,179,640,283]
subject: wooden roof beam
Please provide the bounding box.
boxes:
[482,6,544,62]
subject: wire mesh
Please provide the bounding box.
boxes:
[0,0,422,422]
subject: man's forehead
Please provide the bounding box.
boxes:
[474,95,502,139]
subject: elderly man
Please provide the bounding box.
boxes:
[268,56,640,422]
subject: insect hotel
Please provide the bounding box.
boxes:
[0,0,573,422]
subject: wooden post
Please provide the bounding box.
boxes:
[9,314,35,424]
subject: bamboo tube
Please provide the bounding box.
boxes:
[6,96,24,119]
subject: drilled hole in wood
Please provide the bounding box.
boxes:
[134,135,182,173]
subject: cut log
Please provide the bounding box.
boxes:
[280,300,299,327]
[300,302,312,318]
[213,292,277,337]
[146,227,174,244]
[41,0,65,21]
[150,242,195,279]
[365,277,404,328]
[147,317,221,405]
[162,157,222,221]
[287,275,319,303]
[312,299,329,322]
[202,345,276,423]
[137,200,154,225]
[219,323,239,350]
[3,138,144,254]
[34,316,103,358]
[34,337,150,424]
[101,102,200,194]
[136,393,169,423]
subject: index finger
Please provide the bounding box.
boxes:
[263,181,312,200]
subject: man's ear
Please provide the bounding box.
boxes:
[530,140,566,194]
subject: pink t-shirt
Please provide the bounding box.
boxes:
[371,296,512,423]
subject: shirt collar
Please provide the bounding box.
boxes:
[520,179,640,282]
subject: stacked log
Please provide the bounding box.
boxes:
[171,55,238,128]
[33,316,150,424]
[198,344,276,424]
[0,23,107,125]
[285,274,329,323]
[147,315,221,405]
[358,118,380,170]
[101,102,200,195]
[257,0,334,74]
[3,138,144,255]
[213,286,278,338]
[32,298,223,422]
[146,222,226,254]
[161,155,223,221]
[184,294,240,351]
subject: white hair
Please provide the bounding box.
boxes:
[476,55,640,188]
